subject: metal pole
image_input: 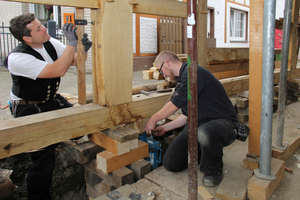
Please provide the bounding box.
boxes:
[275,0,293,149]
[254,0,276,181]
[187,0,198,199]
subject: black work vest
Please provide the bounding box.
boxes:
[4,41,60,102]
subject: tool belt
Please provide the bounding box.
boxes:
[12,100,44,105]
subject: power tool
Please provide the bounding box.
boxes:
[139,132,162,169]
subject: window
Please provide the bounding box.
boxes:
[230,9,247,41]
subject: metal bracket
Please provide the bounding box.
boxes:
[254,169,277,181]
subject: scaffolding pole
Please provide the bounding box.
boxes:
[275,0,293,149]
[254,0,277,181]
[187,0,198,199]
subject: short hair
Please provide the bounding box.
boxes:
[155,51,180,66]
[9,13,35,42]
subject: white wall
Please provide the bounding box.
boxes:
[276,0,285,19]
[0,0,24,26]
[208,0,250,48]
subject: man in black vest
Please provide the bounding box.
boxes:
[5,13,91,199]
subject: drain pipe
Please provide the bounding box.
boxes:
[275,0,293,149]
[254,0,277,180]
[187,0,198,199]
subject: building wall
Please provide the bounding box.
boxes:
[209,0,250,48]
[0,0,25,26]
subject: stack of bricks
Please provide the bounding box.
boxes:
[229,91,249,123]
[62,120,152,200]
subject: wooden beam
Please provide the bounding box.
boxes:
[288,0,300,74]
[3,0,101,8]
[76,8,87,105]
[207,48,249,63]
[91,0,133,106]
[0,93,171,159]
[248,0,264,155]
[131,0,187,18]
[96,140,149,174]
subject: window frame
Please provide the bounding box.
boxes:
[226,2,249,43]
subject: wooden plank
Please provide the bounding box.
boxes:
[99,126,139,143]
[248,0,264,155]
[62,140,104,164]
[96,140,149,174]
[248,158,285,200]
[88,132,131,155]
[207,48,249,62]
[213,69,249,80]
[131,0,187,18]
[198,186,214,199]
[197,0,208,68]
[288,0,300,73]
[126,118,150,134]
[3,0,101,8]
[159,17,166,52]
[207,62,249,73]
[0,93,171,159]
[143,70,154,80]
[91,0,133,106]
[76,8,87,105]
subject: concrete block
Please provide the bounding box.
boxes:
[127,159,151,180]
[112,167,134,188]
[84,168,103,186]
[86,182,105,199]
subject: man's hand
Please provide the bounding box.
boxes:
[153,126,167,137]
[81,33,92,54]
[145,119,156,135]
[63,23,78,47]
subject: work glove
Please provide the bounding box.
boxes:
[81,33,92,54]
[63,23,78,47]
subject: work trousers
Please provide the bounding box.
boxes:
[162,119,236,175]
[11,94,72,200]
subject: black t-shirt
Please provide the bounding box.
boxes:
[171,62,237,124]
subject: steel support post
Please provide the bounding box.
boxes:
[275,0,293,150]
[254,0,277,181]
[187,0,198,199]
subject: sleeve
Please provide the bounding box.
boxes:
[8,53,47,80]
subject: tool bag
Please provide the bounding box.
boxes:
[235,122,250,142]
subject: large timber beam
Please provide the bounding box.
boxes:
[0,93,171,159]
[131,0,186,18]
[3,0,101,8]
[91,0,133,106]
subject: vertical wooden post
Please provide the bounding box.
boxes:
[249,0,264,155]
[289,0,300,78]
[197,0,207,68]
[76,8,86,105]
[91,0,133,106]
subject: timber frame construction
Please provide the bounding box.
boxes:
[1,0,300,165]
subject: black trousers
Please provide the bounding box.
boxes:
[11,94,72,200]
[162,119,236,175]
